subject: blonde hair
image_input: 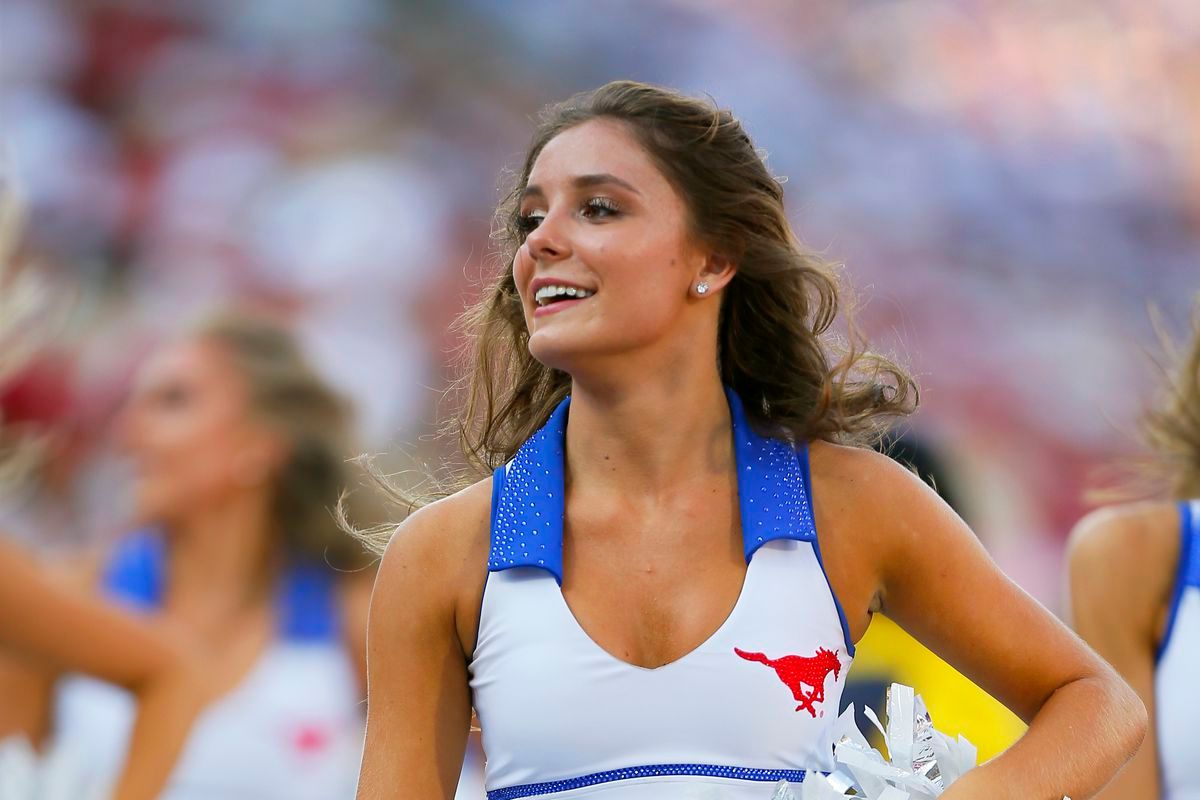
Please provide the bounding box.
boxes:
[197,312,364,565]
[1143,300,1200,499]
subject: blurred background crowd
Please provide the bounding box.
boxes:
[2,0,1198,790]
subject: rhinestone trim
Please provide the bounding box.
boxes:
[487,387,817,583]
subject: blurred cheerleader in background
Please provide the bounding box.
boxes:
[0,310,376,798]
[53,312,375,799]
[1069,297,1200,800]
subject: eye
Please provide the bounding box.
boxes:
[581,197,620,220]
[152,383,191,410]
[516,210,545,236]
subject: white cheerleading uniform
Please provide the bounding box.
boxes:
[1157,499,1200,800]
[469,389,856,800]
[53,534,365,800]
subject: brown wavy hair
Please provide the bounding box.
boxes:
[1142,300,1200,499]
[352,81,918,552]
[457,81,915,467]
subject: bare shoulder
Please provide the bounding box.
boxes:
[1068,501,1180,573]
[1067,501,1181,615]
[376,478,494,577]
[806,439,940,534]
[371,477,494,657]
[804,440,943,631]
[807,438,916,486]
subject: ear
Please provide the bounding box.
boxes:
[691,252,736,298]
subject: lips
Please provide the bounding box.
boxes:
[533,295,590,317]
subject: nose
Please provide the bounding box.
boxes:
[524,209,571,262]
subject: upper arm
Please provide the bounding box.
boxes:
[356,485,490,800]
[813,445,1116,724]
[1066,504,1177,663]
[0,540,183,686]
[1065,503,1177,799]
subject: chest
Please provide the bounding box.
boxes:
[559,492,747,670]
[168,604,277,703]
[469,539,855,789]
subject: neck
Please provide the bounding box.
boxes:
[565,354,733,497]
[163,491,278,635]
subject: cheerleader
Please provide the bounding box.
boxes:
[2,313,371,799]
[357,81,1145,800]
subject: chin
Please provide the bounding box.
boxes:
[130,484,180,527]
[526,331,592,373]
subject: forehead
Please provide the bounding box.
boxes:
[527,118,676,199]
[135,338,232,391]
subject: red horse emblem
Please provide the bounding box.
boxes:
[735,646,842,717]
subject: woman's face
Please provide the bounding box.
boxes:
[119,338,279,528]
[513,118,710,373]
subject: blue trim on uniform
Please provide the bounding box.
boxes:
[103,530,166,609]
[486,763,820,799]
[797,443,856,658]
[487,388,816,583]
[102,530,339,641]
[1157,500,1198,663]
[277,561,339,640]
[475,465,509,633]
[488,397,570,582]
[1183,500,1200,588]
[728,389,816,561]
[490,464,507,535]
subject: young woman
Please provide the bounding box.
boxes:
[1069,303,1200,799]
[0,312,373,799]
[357,81,1145,800]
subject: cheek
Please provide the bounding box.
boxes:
[511,249,538,329]
[601,293,680,345]
[512,248,534,301]
[598,249,686,324]
[130,414,243,517]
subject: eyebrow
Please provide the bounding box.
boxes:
[520,173,641,202]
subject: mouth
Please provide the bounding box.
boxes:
[532,283,595,316]
[534,284,595,307]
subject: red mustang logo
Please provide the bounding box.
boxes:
[735,646,842,718]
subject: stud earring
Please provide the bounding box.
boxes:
[696,281,710,295]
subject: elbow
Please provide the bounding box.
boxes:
[1049,666,1148,775]
[1102,669,1149,763]
[1123,684,1149,759]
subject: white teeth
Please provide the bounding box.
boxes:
[534,284,594,306]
